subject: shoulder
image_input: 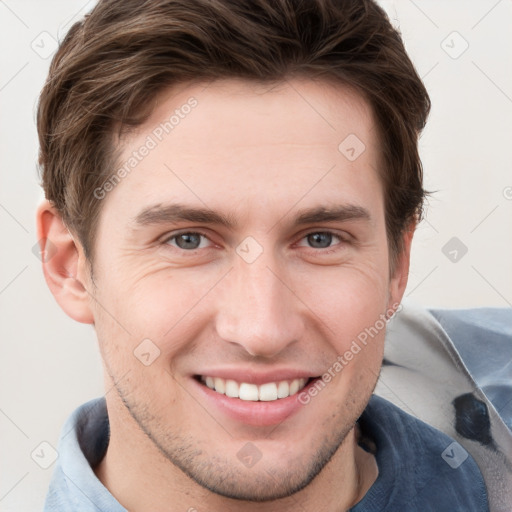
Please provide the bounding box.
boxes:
[353,395,489,511]
[44,398,125,512]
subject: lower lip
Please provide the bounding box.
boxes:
[192,377,318,427]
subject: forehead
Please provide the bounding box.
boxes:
[138,78,377,155]
[104,78,382,226]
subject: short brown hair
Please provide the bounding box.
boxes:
[37,0,430,266]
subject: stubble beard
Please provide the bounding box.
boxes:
[113,375,377,502]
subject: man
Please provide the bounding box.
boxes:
[36,0,490,510]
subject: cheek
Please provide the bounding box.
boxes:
[293,262,390,389]
[91,267,220,363]
[297,262,390,337]
[91,287,186,410]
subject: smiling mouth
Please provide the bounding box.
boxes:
[197,376,313,401]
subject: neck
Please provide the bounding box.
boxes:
[95,394,378,512]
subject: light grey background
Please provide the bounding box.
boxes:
[0,1,511,510]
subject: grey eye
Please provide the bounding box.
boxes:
[306,232,333,248]
[173,233,203,250]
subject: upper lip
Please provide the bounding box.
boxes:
[194,368,319,385]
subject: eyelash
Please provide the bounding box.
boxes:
[161,230,348,253]
[296,232,345,251]
[162,230,212,251]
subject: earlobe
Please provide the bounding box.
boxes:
[388,224,415,311]
[36,200,94,324]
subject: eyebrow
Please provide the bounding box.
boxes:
[294,205,371,225]
[132,204,236,228]
[132,203,371,229]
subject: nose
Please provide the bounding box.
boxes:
[215,256,304,358]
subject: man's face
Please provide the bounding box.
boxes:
[86,79,407,500]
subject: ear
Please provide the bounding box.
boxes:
[387,223,415,312]
[36,200,94,324]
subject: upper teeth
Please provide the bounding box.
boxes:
[201,376,308,401]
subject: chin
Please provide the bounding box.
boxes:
[144,417,355,503]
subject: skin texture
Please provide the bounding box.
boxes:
[38,79,414,512]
